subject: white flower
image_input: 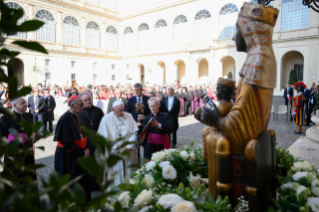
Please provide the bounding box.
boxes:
[152,151,166,162]
[313,187,319,197]
[171,201,196,212]
[307,197,319,211]
[159,161,170,168]
[281,182,294,191]
[130,179,136,184]
[134,189,153,207]
[145,161,156,171]
[291,161,312,171]
[164,149,176,154]
[162,165,177,180]
[138,206,150,212]
[188,152,195,162]
[312,179,319,188]
[180,151,189,161]
[143,174,155,188]
[188,172,201,188]
[296,185,307,197]
[292,171,308,181]
[118,191,131,208]
[157,194,183,209]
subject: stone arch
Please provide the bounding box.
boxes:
[138,64,145,84]
[280,51,304,89]
[197,58,209,81]
[221,56,235,79]
[8,58,24,86]
[174,60,186,85]
[157,61,166,84]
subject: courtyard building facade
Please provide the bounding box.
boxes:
[3,0,319,95]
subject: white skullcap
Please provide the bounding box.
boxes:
[112,100,124,108]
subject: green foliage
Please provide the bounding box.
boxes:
[227,72,233,80]
[289,69,298,85]
[276,147,295,183]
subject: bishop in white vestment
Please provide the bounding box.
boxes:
[97,101,138,185]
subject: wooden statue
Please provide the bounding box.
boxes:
[199,78,235,198]
[195,3,279,211]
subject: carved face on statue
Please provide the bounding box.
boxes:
[233,22,247,53]
[216,84,234,102]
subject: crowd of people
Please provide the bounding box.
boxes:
[0,81,223,201]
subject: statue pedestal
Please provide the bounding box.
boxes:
[288,110,319,167]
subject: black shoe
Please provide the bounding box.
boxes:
[172,144,176,148]
[304,123,310,126]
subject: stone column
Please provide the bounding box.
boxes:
[81,17,86,48]
[56,11,62,44]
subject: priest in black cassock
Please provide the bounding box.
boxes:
[0,97,36,180]
[140,97,173,159]
[54,96,91,201]
[79,91,104,191]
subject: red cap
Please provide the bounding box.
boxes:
[68,95,79,103]
[294,81,306,89]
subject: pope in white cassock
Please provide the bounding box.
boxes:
[97,101,138,185]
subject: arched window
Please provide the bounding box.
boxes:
[194,10,212,41]
[195,10,211,20]
[124,27,133,34]
[218,4,238,39]
[173,15,188,45]
[155,19,167,28]
[138,23,152,50]
[63,16,80,46]
[281,0,309,31]
[219,3,238,15]
[174,15,188,24]
[138,23,149,31]
[105,26,118,51]
[155,19,170,47]
[35,10,56,43]
[86,21,100,49]
[5,2,27,39]
[123,27,136,51]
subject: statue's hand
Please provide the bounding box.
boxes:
[201,103,221,126]
[194,107,202,121]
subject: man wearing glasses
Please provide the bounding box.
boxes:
[54,96,91,202]
[79,91,104,192]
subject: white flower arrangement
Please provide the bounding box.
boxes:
[162,165,177,180]
[157,194,183,209]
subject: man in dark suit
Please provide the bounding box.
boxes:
[303,86,311,114]
[310,82,316,93]
[164,88,180,148]
[283,82,294,121]
[43,89,56,133]
[126,83,151,162]
[305,86,318,126]
[27,88,45,133]
[107,88,128,114]
[148,91,168,113]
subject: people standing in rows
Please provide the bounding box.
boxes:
[107,88,128,114]
[28,88,44,133]
[80,91,104,191]
[283,82,294,121]
[43,89,56,133]
[98,101,138,185]
[54,96,91,201]
[182,87,190,116]
[140,98,172,159]
[164,88,180,148]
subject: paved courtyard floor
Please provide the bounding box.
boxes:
[27,96,311,189]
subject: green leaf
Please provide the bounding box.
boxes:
[32,121,42,133]
[9,51,20,58]
[12,41,48,54]
[16,87,32,98]
[77,157,103,184]
[36,146,45,151]
[107,154,123,167]
[8,77,17,99]
[19,20,44,32]
[0,107,14,119]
